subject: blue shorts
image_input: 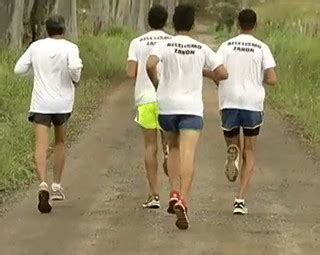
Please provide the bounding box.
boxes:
[158,114,203,133]
[221,109,263,137]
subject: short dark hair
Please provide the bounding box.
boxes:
[173,4,195,32]
[238,9,257,30]
[148,5,168,29]
[46,15,65,37]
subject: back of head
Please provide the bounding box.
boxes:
[46,15,65,37]
[238,9,257,31]
[173,4,195,32]
[148,5,168,30]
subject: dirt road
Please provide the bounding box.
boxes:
[1,27,320,255]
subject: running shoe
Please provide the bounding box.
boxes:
[225,144,240,182]
[51,183,65,201]
[233,198,248,215]
[38,182,52,213]
[167,191,180,214]
[142,195,160,209]
[174,200,190,230]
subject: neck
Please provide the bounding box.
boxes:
[176,31,191,36]
[49,35,64,39]
[240,29,255,35]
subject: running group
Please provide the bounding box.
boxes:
[14,4,277,231]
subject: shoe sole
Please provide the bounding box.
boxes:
[225,146,239,182]
[233,209,248,215]
[38,190,52,214]
[51,196,65,201]
[142,202,160,209]
[167,199,178,214]
[174,204,189,230]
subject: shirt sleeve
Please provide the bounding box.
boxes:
[262,45,276,70]
[127,40,138,62]
[203,44,224,71]
[68,44,83,83]
[14,46,32,75]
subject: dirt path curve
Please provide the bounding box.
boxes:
[1,25,320,255]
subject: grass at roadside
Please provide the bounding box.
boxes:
[0,29,133,199]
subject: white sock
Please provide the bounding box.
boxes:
[235,198,245,203]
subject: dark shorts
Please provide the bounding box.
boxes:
[28,113,71,127]
[221,109,263,137]
[158,114,203,133]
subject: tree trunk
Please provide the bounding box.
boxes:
[111,0,118,24]
[115,0,130,26]
[55,0,78,40]
[9,0,25,48]
[129,0,140,29]
[0,0,15,45]
[137,0,149,32]
[30,0,56,42]
[91,0,110,35]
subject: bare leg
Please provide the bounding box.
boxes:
[34,124,50,183]
[224,135,241,150]
[179,131,201,203]
[165,132,180,193]
[142,129,159,196]
[160,130,169,175]
[53,124,67,184]
[238,136,257,199]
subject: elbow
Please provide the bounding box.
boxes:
[220,72,229,81]
[265,77,277,86]
[126,71,136,79]
[266,80,277,86]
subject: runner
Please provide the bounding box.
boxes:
[127,5,172,209]
[217,9,277,215]
[14,15,83,213]
[147,4,228,230]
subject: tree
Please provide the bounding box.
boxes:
[91,0,110,35]
[54,0,78,40]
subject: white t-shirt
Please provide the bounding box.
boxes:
[127,30,172,106]
[217,34,276,111]
[150,35,223,117]
[14,38,83,114]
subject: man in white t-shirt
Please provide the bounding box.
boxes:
[127,5,172,209]
[14,15,83,213]
[147,5,228,230]
[217,9,277,215]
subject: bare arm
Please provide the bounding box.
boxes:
[264,67,277,86]
[203,64,228,86]
[126,60,138,79]
[146,55,160,89]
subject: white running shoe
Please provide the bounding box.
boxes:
[51,183,65,201]
[225,144,240,182]
[142,195,160,209]
[233,198,248,215]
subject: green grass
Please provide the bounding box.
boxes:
[260,25,320,141]
[0,29,133,196]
